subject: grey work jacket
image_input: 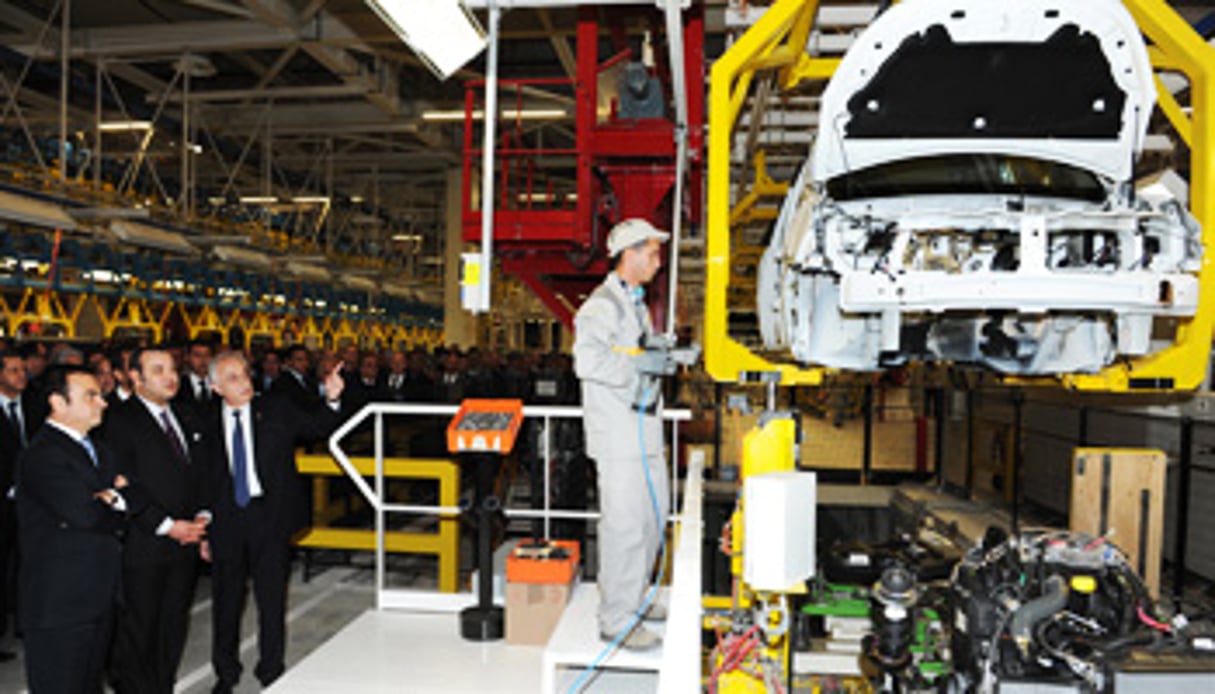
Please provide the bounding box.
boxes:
[573,273,664,461]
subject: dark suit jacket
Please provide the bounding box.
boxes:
[16,425,125,631]
[0,393,45,495]
[100,398,210,567]
[382,372,409,403]
[171,375,214,418]
[345,374,386,410]
[203,394,339,560]
[270,371,320,411]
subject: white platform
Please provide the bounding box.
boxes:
[542,583,666,694]
[266,609,543,694]
[269,449,705,694]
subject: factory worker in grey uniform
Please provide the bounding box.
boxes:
[573,218,670,651]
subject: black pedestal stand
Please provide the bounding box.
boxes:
[459,452,504,641]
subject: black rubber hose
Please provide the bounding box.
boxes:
[1010,575,1069,648]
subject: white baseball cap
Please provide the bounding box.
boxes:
[606,218,670,258]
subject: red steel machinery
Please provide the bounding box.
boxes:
[461,4,705,328]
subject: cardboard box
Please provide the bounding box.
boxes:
[505,580,576,646]
[505,540,580,646]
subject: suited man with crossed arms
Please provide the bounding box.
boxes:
[202,350,344,692]
[102,348,210,693]
[16,365,128,693]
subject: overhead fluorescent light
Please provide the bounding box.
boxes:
[186,142,203,154]
[109,220,198,256]
[292,196,330,204]
[206,196,227,205]
[365,0,486,81]
[349,195,365,203]
[283,260,332,283]
[421,108,567,122]
[212,244,273,269]
[341,275,377,292]
[391,233,422,242]
[239,195,278,204]
[351,214,382,226]
[67,206,150,220]
[0,190,78,231]
[98,120,153,132]
[517,192,574,203]
[382,281,415,299]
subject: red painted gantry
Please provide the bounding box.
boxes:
[461,4,705,328]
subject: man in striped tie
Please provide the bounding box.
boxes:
[101,347,210,693]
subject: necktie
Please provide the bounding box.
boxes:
[7,401,24,448]
[80,436,98,467]
[161,410,189,464]
[231,410,250,508]
[197,380,209,403]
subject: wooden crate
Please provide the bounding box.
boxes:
[1070,448,1167,597]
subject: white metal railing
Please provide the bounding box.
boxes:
[326,401,692,610]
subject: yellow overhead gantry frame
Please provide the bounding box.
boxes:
[705,0,1215,391]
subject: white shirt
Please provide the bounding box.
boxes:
[189,373,210,401]
[1,393,24,498]
[115,385,132,402]
[137,396,190,536]
[44,419,127,511]
[221,402,264,499]
[0,392,24,442]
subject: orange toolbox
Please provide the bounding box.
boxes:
[506,539,581,584]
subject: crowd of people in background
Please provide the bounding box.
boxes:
[0,335,583,693]
[1,337,581,413]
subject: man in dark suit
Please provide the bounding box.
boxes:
[345,351,386,410]
[0,348,44,661]
[270,344,318,410]
[254,349,281,394]
[103,348,210,694]
[105,349,135,407]
[202,351,344,692]
[173,339,214,416]
[16,365,128,693]
[382,350,409,402]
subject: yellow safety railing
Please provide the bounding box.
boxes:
[294,453,460,593]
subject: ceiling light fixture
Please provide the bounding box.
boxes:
[364,0,486,80]
[98,121,154,132]
[421,108,567,122]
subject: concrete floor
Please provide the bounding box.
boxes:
[0,556,405,694]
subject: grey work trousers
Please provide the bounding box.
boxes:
[594,451,669,636]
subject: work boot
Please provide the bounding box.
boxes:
[600,624,662,651]
[643,601,667,622]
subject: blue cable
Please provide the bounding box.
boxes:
[566,385,669,693]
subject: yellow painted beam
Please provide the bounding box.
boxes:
[1059,0,1215,391]
[296,527,445,554]
[295,453,460,592]
[706,0,826,386]
[1153,74,1192,146]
